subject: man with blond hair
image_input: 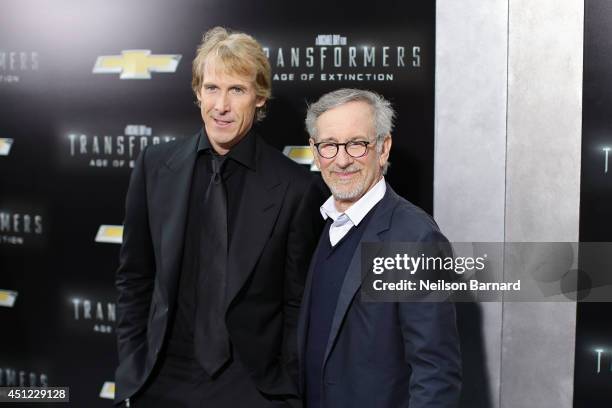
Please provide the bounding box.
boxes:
[115,27,322,407]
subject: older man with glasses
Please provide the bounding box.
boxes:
[297,88,462,408]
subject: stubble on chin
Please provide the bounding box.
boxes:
[327,176,367,202]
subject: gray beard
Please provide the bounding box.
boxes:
[327,175,369,202]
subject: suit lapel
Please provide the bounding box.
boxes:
[225,139,287,310]
[322,186,400,367]
[156,133,199,306]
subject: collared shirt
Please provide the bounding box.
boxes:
[196,127,257,168]
[166,127,256,361]
[197,127,257,243]
[320,177,386,246]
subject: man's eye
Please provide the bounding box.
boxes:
[231,87,245,94]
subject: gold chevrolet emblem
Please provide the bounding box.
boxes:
[93,50,181,79]
[0,138,14,156]
[283,146,319,172]
[0,289,18,308]
[95,225,124,244]
[99,382,115,399]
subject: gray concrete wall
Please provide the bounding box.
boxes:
[501,1,583,407]
[435,1,583,407]
[435,1,508,407]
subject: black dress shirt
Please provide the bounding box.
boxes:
[164,127,256,363]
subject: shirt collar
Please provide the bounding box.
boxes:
[197,127,257,170]
[320,177,387,225]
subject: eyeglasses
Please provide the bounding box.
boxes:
[313,140,373,159]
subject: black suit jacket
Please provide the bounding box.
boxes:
[114,130,323,404]
[297,184,462,408]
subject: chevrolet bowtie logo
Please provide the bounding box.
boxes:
[95,225,124,244]
[99,382,115,399]
[0,138,14,156]
[0,289,18,308]
[93,50,181,79]
[283,146,320,172]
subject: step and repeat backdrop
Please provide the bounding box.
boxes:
[577,0,612,407]
[0,0,435,405]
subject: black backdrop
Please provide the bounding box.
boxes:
[576,0,612,406]
[0,0,435,405]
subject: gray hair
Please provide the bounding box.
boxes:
[305,88,394,174]
[305,88,395,150]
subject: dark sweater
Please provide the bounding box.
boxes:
[305,207,376,408]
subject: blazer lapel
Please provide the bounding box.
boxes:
[322,185,401,367]
[225,139,287,310]
[156,133,199,307]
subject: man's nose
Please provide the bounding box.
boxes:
[334,145,354,167]
[214,92,230,112]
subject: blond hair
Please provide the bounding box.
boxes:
[192,27,271,121]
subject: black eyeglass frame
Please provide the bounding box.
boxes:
[313,140,373,159]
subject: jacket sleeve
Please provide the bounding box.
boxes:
[399,229,462,408]
[282,175,327,384]
[115,146,156,363]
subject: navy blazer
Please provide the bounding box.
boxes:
[297,184,461,408]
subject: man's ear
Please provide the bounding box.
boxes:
[309,138,321,170]
[379,134,392,167]
[255,96,266,108]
